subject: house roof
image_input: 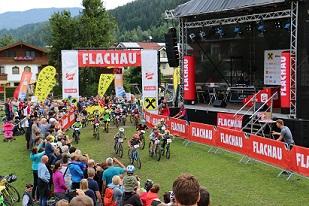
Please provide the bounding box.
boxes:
[174,0,286,18]
[117,42,165,50]
[0,41,48,53]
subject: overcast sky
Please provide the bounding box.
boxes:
[0,0,134,14]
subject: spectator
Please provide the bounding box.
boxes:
[146,184,161,206]
[80,179,96,206]
[38,155,51,206]
[68,153,84,189]
[39,118,51,139]
[60,154,72,191]
[141,179,154,205]
[106,175,123,206]
[173,102,188,121]
[31,117,40,148]
[56,199,69,206]
[122,174,143,206]
[52,161,67,200]
[22,183,34,206]
[87,168,102,206]
[69,195,94,206]
[172,173,200,206]
[159,102,170,117]
[272,119,295,145]
[102,157,126,194]
[197,186,210,206]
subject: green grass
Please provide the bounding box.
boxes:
[1,120,309,206]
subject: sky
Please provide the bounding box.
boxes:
[0,0,134,14]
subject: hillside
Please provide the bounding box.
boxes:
[0,8,82,29]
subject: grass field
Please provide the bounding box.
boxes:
[1,120,309,206]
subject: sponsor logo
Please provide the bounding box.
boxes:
[145,72,154,80]
[217,118,242,129]
[220,133,243,147]
[253,141,282,160]
[64,88,77,93]
[296,153,309,168]
[191,127,212,139]
[81,52,138,65]
[65,73,75,81]
[261,93,268,102]
[280,56,287,97]
[171,122,185,133]
[144,86,156,91]
[184,58,189,90]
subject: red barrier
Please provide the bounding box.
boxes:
[144,110,152,127]
[61,111,75,131]
[217,113,243,131]
[290,145,309,176]
[169,118,188,138]
[151,113,167,127]
[215,127,248,155]
[189,122,216,146]
[247,134,289,169]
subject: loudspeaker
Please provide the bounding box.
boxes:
[165,27,179,67]
[213,100,227,107]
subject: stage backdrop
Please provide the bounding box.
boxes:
[264,49,286,85]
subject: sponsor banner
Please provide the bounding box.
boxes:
[151,114,167,127]
[216,127,247,155]
[280,51,293,109]
[264,49,285,85]
[35,66,57,101]
[60,111,75,131]
[62,51,79,98]
[98,74,116,96]
[169,118,187,137]
[173,67,180,93]
[183,56,196,101]
[189,122,215,146]
[217,113,243,131]
[115,73,125,98]
[247,134,289,169]
[290,145,309,176]
[13,85,20,99]
[141,50,158,114]
[78,50,141,67]
[18,71,32,101]
[144,111,152,128]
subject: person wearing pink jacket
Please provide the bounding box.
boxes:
[52,161,68,200]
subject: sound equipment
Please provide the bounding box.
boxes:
[291,119,309,148]
[213,100,227,107]
[165,27,179,67]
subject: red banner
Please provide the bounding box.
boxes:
[247,134,289,169]
[60,111,75,131]
[13,86,20,99]
[215,127,247,155]
[169,118,188,137]
[217,113,243,131]
[144,110,152,128]
[78,50,141,67]
[183,56,196,101]
[280,51,293,111]
[151,113,167,127]
[189,122,215,146]
[289,145,309,176]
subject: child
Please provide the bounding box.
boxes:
[22,183,34,206]
[128,134,141,158]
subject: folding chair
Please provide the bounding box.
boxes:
[208,88,217,106]
[196,86,206,103]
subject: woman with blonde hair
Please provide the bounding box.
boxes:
[79,179,96,206]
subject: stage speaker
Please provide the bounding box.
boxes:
[213,100,227,107]
[292,119,309,148]
[165,27,179,67]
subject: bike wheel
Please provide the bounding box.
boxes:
[136,153,141,169]
[148,142,153,157]
[3,189,13,206]
[97,131,100,140]
[140,135,145,150]
[7,184,20,202]
[119,144,123,158]
[73,133,78,144]
[115,143,119,154]
[166,146,171,159]
[155,145,161,161]
[106,123,109,133]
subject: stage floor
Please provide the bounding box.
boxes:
[185,102,290,119]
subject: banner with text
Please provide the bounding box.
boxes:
[98,74,116,96]
[150,113,167,127]
[62,51,79,99]
[189,122,216,146]
[217,113,243,131]
[169,118,188,138]
[289,145,309,176]
[18,71,32,101]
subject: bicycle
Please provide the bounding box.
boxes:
[0,174,20,205]
[115,138,124,158]
[103,118,110,133]
[128,145,141,169]
[72,127,80,144]
[148,139,161,161]
[138,130,146,150]
[163,138,173,159]
[93,122,100,140]
[114,115,121,128]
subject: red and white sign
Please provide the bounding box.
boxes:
[290,145,309,176]
[60,111,75,131]
[217,113,243,131]
[144,110,152,127]
[280,51,294,111]
[183,56,196,101]
[65,73,75,81]
[62,50,79,98]
[144,86,156,91]
[169,118,187,138]
[150,114,167,127]
[78,50,141,67]
[145,72,154,80]
[189,122,215,146]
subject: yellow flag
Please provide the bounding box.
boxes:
[35,66,57,101]
[173,67,180,93]
[98,74,116,96]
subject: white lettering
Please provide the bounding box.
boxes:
[96,53,103,64]
[171,122,185,133]
[192,127,212,139]
[82,54,89,64]
[217,118,242,128]
[104,53,110,64]
[281,56,287,97]
[296,153,309,168]
[89,53,95,64]
[111,53,119,64]
[184,59,189,90]
[253,141,282,160]
[120,53,128,64]
[220,133,243,147]
[129,53,137,64]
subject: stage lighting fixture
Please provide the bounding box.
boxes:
[189,33,196,40]
[257,22,266,34]
[216,28,224,37]
[275,21,282,29]
[234,27,241,36]
[284,23,291,30]
[199,31,206,39]
[246,24,252,31]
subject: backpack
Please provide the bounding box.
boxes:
[104,187,118,206]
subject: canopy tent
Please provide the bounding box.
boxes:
[174,0,286,18]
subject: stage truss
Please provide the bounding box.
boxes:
[167,1,298,117]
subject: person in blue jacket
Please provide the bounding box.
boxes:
[68,153,84,189]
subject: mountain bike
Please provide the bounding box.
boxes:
[121,113,127,125]
[148,139,161,161]
[103,118,110,133]
[114,115,121,128]
[138,130,146,150]
[0,174,20,205]
[72,127,80,144]
[128,145,141,169]
[81,116,88,128]
[164,138,172,159]
[115,138,124,158]
[93,123,100,140]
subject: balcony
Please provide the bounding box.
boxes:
[0,74,7,81]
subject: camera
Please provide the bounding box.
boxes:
[67,189,77,201]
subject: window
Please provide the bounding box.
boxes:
[162,64,166,70]
[14,82,19,86]
[12,66,19,74]
[0,67,4,74]
[26,51,35,57]
[162,51,167,58]
[31,51,35,57]
[24,66,31,72]
[26,51,30,56]
[9,51,16,57]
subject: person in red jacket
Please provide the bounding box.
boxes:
[159,102,170,117]
[145,183,161,206]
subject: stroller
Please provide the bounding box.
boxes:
[3,122,15,142]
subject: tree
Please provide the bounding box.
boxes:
[0,34,14,47]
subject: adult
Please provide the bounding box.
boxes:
[4,98,10,121]
[69,195,93,206]
[39,118,51,139]
[87,168,102,206]
[272,119,295,146]
[101,157,126,194]
[68,153,84,189]
[173,102,188,121]
[31,117,41,148]
[122,174,143,206]
[145,184,161,206]
[80,179,96,206]
[38,155,51,206]
[52,161,67,200]
[30,140,45,201]
[106,175,123,206]
[172,173,200,206]
[22,183,34,206]
[159,102,170,117]
[60,154,72,191]
[197,186,210,206]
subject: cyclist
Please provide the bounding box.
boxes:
[93,115,101,135]
[72,118,82,136]
[161,129,174,152]
[114,128,126,150]
[80,105,88,126]
[103,106,111,129]
[136,119,149,136]
[93,108,101,118]
[114,105,122,124]
[157,118,167,134]
[128,134,142,158]
[149,126,163,155]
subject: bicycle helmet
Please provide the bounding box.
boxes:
[104,106,108,109]
[126,165,135,173]
[117,105,121,109]
[119,128,124,133]
[144,179,153,192]
[141,119,146,124]
[133,134,139,139]
[169,191,175,201]
[76,118,80,122]
[6,174,17,183]
[95,108,99,111]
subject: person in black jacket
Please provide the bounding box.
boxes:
[26,115,34,150]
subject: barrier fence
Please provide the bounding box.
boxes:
[144,110,309,178]
[59,111,75,131]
